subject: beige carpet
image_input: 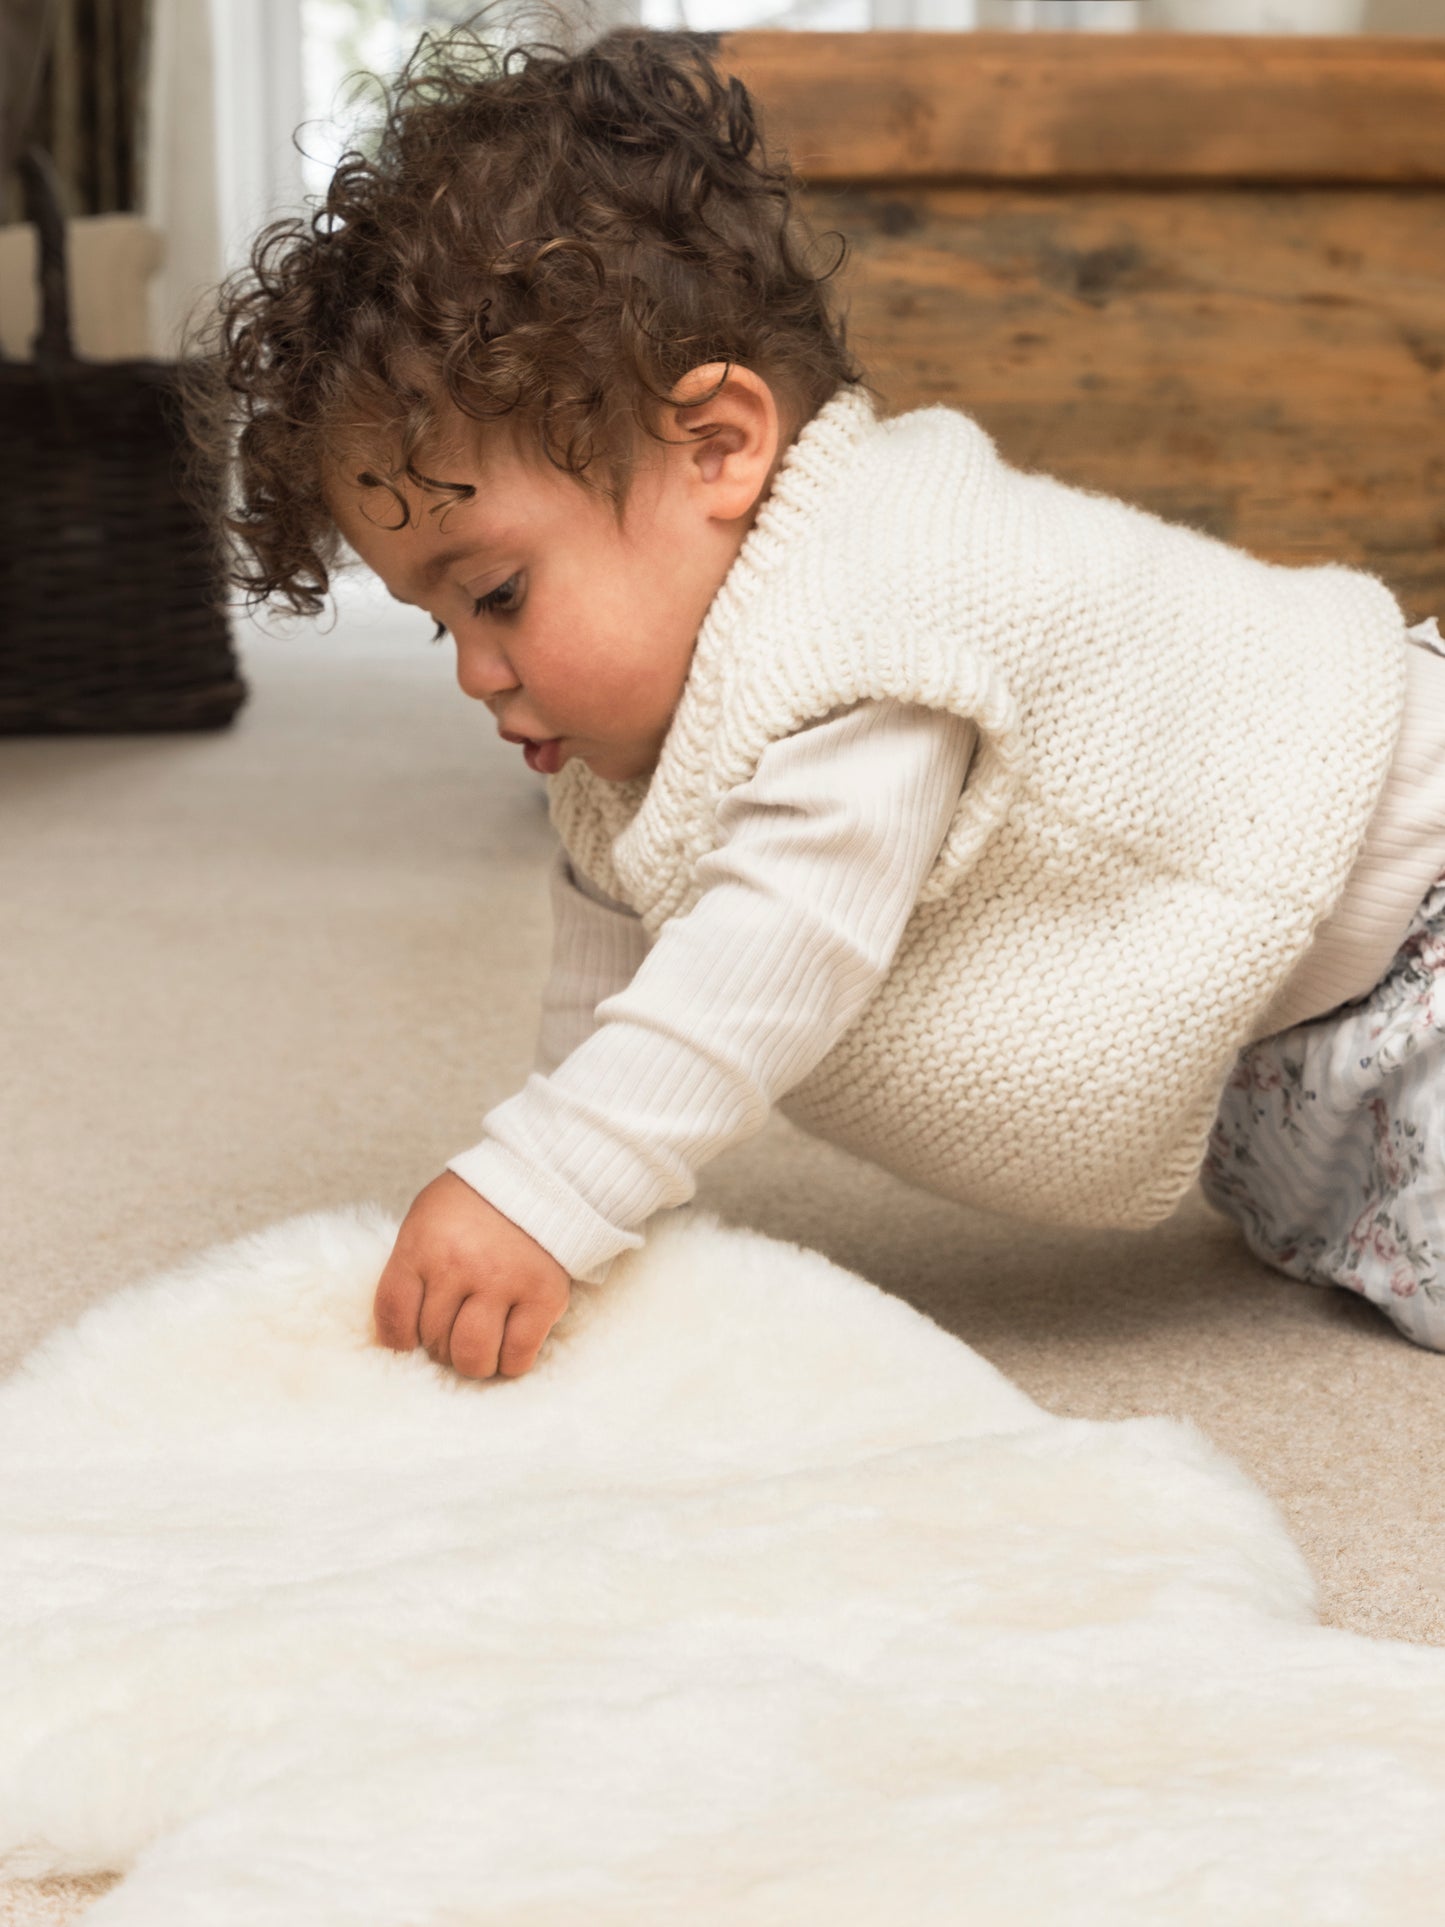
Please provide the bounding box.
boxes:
[4,584,1444,1922]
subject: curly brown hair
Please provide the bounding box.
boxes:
[180,12,865,620]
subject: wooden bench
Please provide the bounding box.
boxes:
[718,31,1445,619]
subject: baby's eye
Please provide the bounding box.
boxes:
[427,574,524,643]
[473,574,522,618]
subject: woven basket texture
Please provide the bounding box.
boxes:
[1,146,247,734]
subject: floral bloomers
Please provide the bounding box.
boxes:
[1203,872,1445,1351]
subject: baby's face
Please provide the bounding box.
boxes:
[327,392,764,783]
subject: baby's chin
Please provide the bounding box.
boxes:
[580,743,661,784]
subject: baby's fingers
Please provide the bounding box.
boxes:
[448,1293,508,1381]
[372,1252,426,1353]
[498,1302,558,1380]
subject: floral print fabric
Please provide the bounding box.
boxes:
[1202,873,1445,1351]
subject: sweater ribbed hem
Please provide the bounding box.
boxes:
[1256,635,1445,1036]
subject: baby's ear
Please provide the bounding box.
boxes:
[669,363,781,521]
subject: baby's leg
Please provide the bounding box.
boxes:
[1201,877,1445,1351]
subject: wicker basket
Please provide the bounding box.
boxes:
[0,148,246,733]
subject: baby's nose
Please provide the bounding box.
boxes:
[454,646,518,705]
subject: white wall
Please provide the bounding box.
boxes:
[146,0,307,357]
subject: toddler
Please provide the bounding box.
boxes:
[190,22,1445,1378]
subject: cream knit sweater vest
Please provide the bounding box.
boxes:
[548,386,1408,1230]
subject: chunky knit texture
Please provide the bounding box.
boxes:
[548,387,1409,1229]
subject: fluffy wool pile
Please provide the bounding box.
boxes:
[4,1206,1445,1925]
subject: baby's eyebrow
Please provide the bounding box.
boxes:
[409,541,487,597]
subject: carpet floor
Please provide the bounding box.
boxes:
[3,586,1444,1921]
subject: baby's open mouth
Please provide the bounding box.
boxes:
[520,738,563,775]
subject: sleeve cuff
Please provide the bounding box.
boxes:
[445,1138,644,1285]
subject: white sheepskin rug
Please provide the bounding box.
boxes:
[5,1206,1445,1925]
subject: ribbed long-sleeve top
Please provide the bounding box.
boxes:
[447,699,976,1282]
[447,622,1445,1284]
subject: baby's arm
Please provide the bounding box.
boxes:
[458,695,974,1234]
[375,698,975,1380]
[369,852,646,1383]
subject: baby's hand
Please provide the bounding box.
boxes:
[372,1172,571,1381]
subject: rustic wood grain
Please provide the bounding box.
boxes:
[718,32,1445,185]
[811,184,1445,611]
[715,35,1445,613]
